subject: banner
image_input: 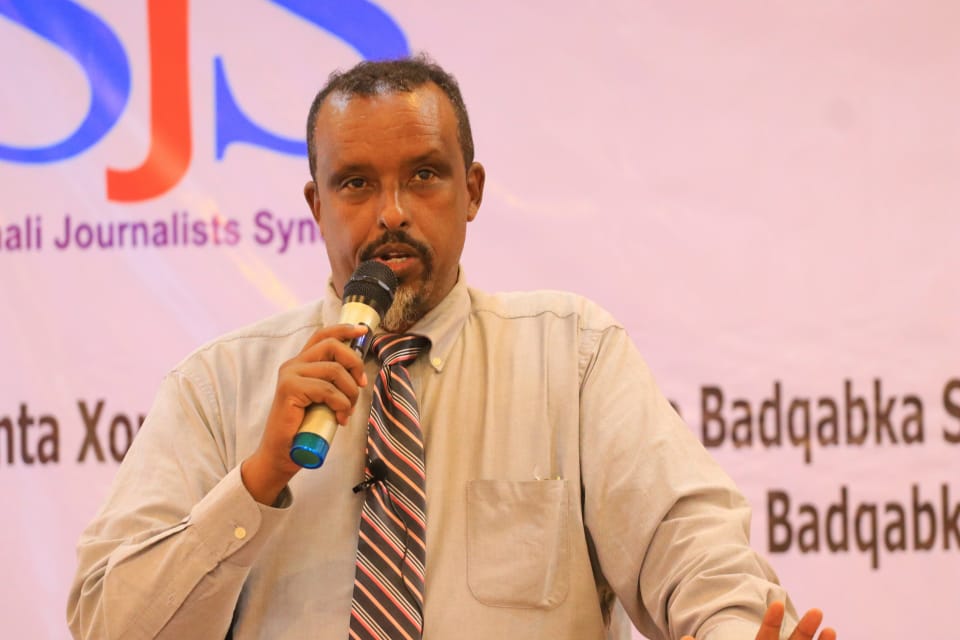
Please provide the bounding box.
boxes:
[2,1,957,637]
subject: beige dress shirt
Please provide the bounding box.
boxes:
[68,273,797,639]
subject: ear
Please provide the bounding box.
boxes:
[465,162,485,222]
[303,180,325,237]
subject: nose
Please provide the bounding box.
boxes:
[377,186,409,230]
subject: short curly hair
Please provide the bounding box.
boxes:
[306,54,475,179]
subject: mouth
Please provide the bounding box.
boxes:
[359,231,434,285]
[370,243,419,262]
[367,243,424,277]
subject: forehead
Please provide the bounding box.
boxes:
[312,83,461,170]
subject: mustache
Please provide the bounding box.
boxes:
[359,230,433,269]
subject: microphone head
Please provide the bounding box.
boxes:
[368,458,388,482]
[343,260,398,318]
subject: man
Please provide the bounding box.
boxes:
[68,56,835,640]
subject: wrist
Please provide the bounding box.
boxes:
[241,452,296,505]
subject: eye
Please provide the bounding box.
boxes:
[414,168,436,181]
[340,177,367,190]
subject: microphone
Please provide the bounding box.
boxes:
[289,260,398,469]
[352,458,388,493]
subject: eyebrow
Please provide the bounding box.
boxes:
[326,163,373,188]
[406,149,453,172]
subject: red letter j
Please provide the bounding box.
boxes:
[106,0,190,202]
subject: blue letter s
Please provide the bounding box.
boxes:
[0,0,130,163]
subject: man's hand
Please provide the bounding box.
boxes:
[680,601,836,640]
[241,323,369,505]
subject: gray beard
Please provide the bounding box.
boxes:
[380,285,426,333]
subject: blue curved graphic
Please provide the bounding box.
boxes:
[214,56,307,160]
[270,0,410,61]
[0,0,130,163]
[215,0,410,159]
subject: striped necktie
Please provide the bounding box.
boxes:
[349,333,430,640]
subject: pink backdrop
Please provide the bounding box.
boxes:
[2,1,958,637]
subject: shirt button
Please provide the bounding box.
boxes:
[234,526,247,540]
[431,357,442,367]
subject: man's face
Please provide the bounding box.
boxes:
[305,83,484,331]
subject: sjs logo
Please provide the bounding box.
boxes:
[0,0,408,202]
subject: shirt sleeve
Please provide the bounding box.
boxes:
[67,369,290,640]
[578,325,800,640]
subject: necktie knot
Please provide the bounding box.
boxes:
[373,333,430,367]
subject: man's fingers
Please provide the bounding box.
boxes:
[290,362,362,407]
[679,603,835,640]
[789,608,824,640]
[755,601,785,640]
[301,338,367,384]
[302,323,368,349]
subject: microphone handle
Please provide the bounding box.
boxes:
[289,301,381,469]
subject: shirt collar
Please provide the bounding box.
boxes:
[322,268,470,373]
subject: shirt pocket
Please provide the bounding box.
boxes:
[465,479,569,609]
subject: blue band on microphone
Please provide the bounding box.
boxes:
[290,432,330,469]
